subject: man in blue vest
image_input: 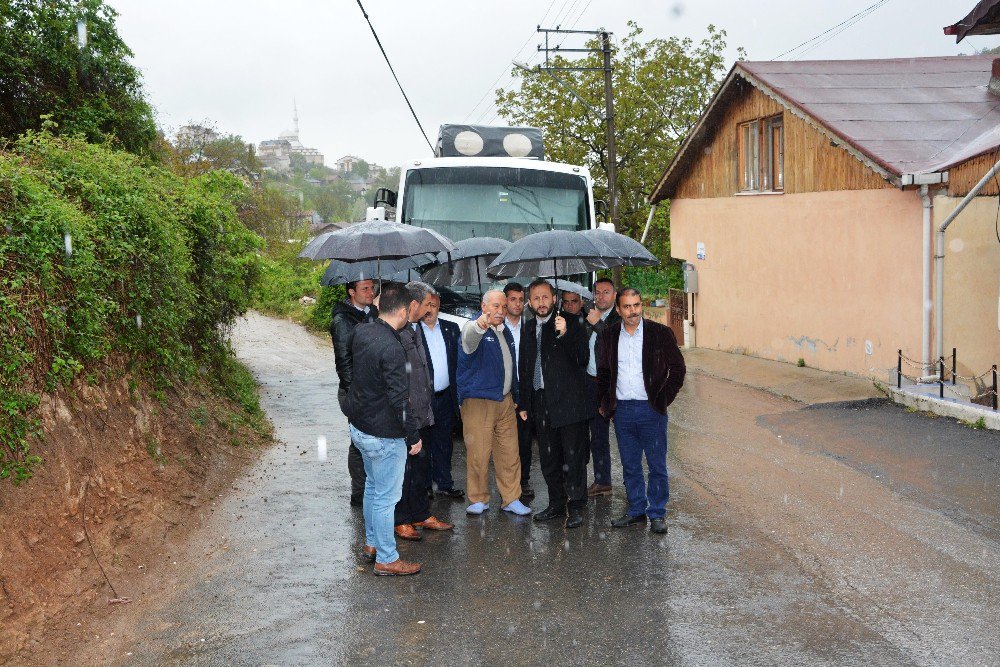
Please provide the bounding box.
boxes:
[457,290,531,517]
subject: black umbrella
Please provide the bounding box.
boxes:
[546,278,593,300]
[581,228,659,268]
[299,220,456,261]
[486,230,610,280]
[421,237,512,294]
[320,254,437,287]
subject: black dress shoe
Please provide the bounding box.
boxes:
[650,518,667,534]
[533,505,567,522]
[611,514,647,528]
[436,488,465,499]
[565,509,584,529]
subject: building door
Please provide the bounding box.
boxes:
[668,288,687,346]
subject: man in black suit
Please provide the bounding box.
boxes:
[419,291,465,499]
[518,279,592,529]
[583,277,620,497]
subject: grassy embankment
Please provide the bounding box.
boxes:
[0,130,268,484]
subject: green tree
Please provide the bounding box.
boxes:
[0,0,157,154]
[350,159,370,179]
[496,23,739,263]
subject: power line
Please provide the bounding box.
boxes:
[772,0,893,61]
[355,0,434,154]
[464,0,560,123]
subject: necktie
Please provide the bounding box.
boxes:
[533,321,544,391]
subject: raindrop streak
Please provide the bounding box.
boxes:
[64,232,73,257]
[838,485,844,499]
[317,435,327,462]
[135,314,142,329]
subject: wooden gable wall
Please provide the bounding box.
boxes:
[948,151,1000,197]
[674,79,893,200]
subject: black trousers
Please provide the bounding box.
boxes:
[348,442,366,498]
[517,408,534,485]
[424,391,458,491]
[394,448,431,526]
[531,389,590,511]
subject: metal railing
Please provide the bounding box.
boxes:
[896,348,997,410]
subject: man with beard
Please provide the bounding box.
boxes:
[503,282,535,499]
[518,279,591,529]
[583,277,620,497]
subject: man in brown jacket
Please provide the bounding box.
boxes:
[596,288,685,534]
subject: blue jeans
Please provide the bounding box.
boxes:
[613,400,669,519]
[350,425,406,564]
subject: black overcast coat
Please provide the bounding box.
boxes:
[518,311,591,429]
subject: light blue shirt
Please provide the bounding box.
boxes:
[616,318,648,401]
[587,308,613,377]
[421,320,450,392]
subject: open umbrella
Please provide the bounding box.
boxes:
[486,230,610,280]
[546,278,593,300]
[320,254,437,286]
[581,228,659,268]
[299,220,456,262]
[421,236,511,294]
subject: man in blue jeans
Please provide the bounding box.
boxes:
[342,282,422,576]
[596,288,686,534]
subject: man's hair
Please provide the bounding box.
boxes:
[527,278,555,296]
[481,289,505,306]
[378,281,410,315]
[594,277,616,292]
[561,290,581,300]
[503,282,524,296]
[616,287,642,307]
[346,280,359,296]
[405,280,437,304]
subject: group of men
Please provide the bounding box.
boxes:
[331,276,686,576]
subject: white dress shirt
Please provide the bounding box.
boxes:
[616,318,648,401]
[505,315,523,367]
[421,320,450,392]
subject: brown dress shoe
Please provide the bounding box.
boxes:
[394,524,422,541]
[361,545,376,562]
[374,558,422,576]
[587,483,612,497]
[413,516,454,531]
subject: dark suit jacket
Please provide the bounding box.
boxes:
[420,318,461,416]
[518,310,591,429]
[595,318,686,418]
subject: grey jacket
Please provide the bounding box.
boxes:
[400,323,435,431]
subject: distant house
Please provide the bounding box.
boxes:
[336,155,362,173]
[650,56,1000,381]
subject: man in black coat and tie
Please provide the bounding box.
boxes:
[419,291,464,499]
[518,279,592,529]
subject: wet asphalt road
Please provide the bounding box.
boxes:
[97,313,999,666]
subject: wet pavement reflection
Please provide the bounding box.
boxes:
[104,313,998,666]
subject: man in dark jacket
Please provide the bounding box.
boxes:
[519,279,592,529]
[596,288,685,535]
[342,281,421,576]
[331,279,378,507]
[419,292,463,499]
[583,277,621,497]
[394,282,454,541]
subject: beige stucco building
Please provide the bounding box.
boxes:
[651,56,1000,389]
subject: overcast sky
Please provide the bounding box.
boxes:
[107,0,997,167]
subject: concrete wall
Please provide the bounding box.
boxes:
[936,195,1000,382]
[669,189,923,377]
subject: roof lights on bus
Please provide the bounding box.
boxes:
[454,130,485,156]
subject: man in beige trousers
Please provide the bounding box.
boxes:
[456,290,532,517]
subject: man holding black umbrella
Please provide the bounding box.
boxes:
[584,277,620,497]
[518,279,591,529]
[331,280,378,507]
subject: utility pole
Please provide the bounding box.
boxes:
[536,27,621,286]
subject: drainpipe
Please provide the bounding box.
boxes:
[640,204,657,244]
[934,156,1000,360]
[920,185,932,369]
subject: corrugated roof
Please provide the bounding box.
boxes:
[650,55,1000,202]
[944,0,1000,42]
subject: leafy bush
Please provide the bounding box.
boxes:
[0,130,262,483]
[251,241,344,333]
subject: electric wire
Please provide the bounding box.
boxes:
[355,0,434,154]
[772,0,893,61]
